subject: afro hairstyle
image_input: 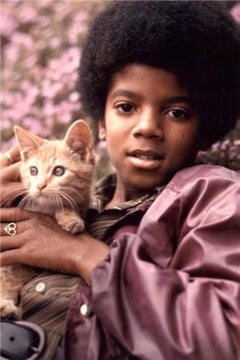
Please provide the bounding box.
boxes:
[78,1,240,146]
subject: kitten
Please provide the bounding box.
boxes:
[0,119,95,319]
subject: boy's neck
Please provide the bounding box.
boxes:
[105,182,151,208]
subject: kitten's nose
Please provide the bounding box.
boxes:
[37,181,47,190]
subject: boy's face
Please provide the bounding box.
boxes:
[100,64,201,200]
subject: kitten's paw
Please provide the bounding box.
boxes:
[56,211,85,234]
[0,299,21,319]
[62,218,85,234]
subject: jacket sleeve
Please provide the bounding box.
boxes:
[90,166,240,359]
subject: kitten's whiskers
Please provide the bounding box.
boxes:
[61,186,85,202]
[17,193,34,209]
[1,189,27,208]
[57,190,79,213]
[54,192,64,213]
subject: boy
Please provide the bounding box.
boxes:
[1,2,240,359]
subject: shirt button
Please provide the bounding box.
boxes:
[110,240,117,248]
[35,282,46,293]
[80,303,91,317]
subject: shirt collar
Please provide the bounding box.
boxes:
[92,173,164,212]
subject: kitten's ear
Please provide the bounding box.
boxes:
[64,120,94,153]
[14,126,44,160]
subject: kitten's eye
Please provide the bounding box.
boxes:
[30,166,38,176]
[53,166,65,176]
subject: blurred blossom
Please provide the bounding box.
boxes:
[1,0,106,151]
[11,32,33,49]
[16,3,37,23]
[49,37,61,49]
[197,121,240,171]
[69,91,79,102]
[0,12,17,36]
[231,3,240,23]
[4,44,19,64]
[211,139,240,152]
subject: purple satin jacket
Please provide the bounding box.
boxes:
[64,165,240,359]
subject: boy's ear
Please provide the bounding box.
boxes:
[98,119,106,141]
[14,126,43,160]
[64,119,94,153]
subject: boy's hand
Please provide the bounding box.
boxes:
[0,145,23,207]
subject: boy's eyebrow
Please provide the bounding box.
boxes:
[110,89,194,106]
[110,89,136,98]
[162,96,194,106]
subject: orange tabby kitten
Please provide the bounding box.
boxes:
[0,119,95,318]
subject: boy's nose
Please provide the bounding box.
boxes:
[133,110,163,139]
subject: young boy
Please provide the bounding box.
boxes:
[0,1,240,359]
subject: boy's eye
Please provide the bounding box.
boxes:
[116,103,135,114]
[167,109,189,119]
[53,166,65,176]
[30,166,38,176]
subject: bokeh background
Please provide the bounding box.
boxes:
[1,0,240,176]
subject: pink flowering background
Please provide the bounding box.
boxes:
[1,0,106,145]
[1,0,240,173]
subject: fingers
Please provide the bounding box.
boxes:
[0,182,25,208]
[1,249,20,267]
[1,162,21,181]
[0,234,21,250]
[0,208,30,239]
[0,144,21,168]
[0,246,28,267]
[0,207,36,222]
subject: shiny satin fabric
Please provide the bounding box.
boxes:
[65,165,240,359]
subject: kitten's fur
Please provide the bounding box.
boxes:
[0,120,95,319]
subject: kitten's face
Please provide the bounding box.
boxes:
[21,141,94,207]
[15,120,95,212]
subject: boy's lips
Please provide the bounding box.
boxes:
[127,149,164,170]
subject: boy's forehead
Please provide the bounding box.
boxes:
[108,64,191,100]
[111,64,186,85]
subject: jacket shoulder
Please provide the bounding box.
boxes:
[168,165,240,193]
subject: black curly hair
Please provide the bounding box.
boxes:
[78,0,240,146]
